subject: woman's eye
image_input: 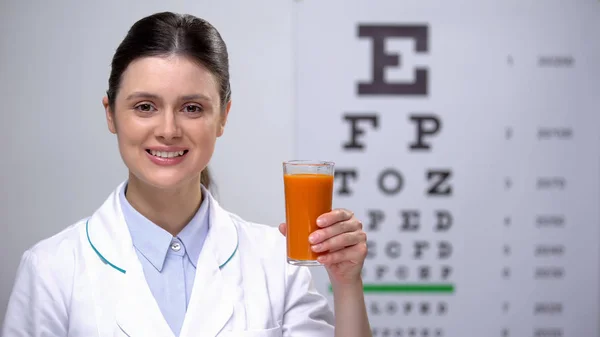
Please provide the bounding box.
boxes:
[184,105,203,114]
[135,103,155,112]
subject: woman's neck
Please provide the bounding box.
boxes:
[125,174,203,236]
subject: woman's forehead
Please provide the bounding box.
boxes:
[119,55,219,101]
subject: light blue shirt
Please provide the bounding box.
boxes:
[119,183,210,336]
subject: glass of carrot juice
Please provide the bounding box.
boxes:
[283,160,334,266]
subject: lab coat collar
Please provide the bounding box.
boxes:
[86,181,238,275]
[86,181,239,337]
[85,181,133,275]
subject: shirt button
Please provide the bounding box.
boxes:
[171,242,181,252]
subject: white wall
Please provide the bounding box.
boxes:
[0,0,294,320]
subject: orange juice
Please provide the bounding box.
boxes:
[284,173,334,262]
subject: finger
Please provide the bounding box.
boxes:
[278,223,286,236]
[317,242,368,265]
[309,218,363,244]
[311,231,366,253]
[316,208,354,228]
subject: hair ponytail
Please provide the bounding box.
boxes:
[201,167,211,189]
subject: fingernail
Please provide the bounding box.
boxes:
[316,218,325,227]
[311,244,322,252]
[317,256,326,263]
[308,234,318,244]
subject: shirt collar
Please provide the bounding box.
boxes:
[119,182,210,271]
[177,186,210,268]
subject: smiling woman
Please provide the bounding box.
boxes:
[103,54,227,236]
[1,11,371,337]
[104,14,230,195]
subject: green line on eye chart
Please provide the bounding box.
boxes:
[328,283,455,294]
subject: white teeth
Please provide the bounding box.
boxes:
[150,150,185,158]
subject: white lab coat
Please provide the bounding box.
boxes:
[1,182,335,337]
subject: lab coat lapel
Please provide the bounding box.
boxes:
[86,182,175,337]
[179,189,239,337]
[115,260,176,337]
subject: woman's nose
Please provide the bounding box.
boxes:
[155,110,182,140]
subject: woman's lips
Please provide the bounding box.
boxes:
[145,149,189,166]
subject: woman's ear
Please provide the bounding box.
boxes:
[103,96,117,134]
[217,100,232,137]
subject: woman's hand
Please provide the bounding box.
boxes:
[279,208,367,286]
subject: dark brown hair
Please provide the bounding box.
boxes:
[106,12,232,188]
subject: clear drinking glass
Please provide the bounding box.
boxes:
[283,160,335,266]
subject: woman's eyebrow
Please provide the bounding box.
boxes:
[125,92,212,102]
[180,94,212,102]
[125,91,160,100]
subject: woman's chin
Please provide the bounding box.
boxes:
[137,173,199,191]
